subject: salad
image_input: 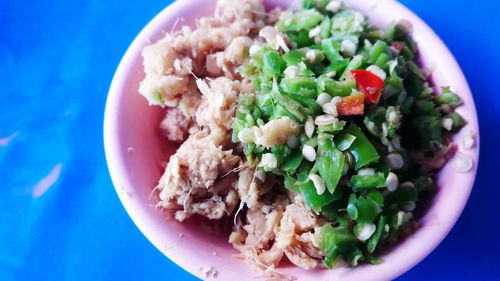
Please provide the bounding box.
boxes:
[138,0,468,275]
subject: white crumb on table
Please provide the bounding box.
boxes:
[461,130,475,150]
[127,147,135,153]
[264,274,297,281]
[178,232,185,238]
[452,153,473,173]
[119,185,131,198]
[200,265,218,279]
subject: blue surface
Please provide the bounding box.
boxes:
[1,0,499,280]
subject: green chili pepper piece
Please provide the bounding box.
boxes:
[331,10,363,35]
[387,184,418,204]
[436,86,462,108]
[320,16,332,39]
[271,91,308,122]
[321,59,349,78]
[406,60,426,80]
[281,77,318,95]
[322,38,343,64]
[317,77,356,97]
[286,30,315,48]
[375,53,391,69]
[317,124,345,133]
[345,125,380,169]
[319,224,358,268]
[445,112,466,132]
[317,136,345,194]
[320,224,358,252]
[263,50,285,77]
[271,145,292,164]
[285,92,323,114]
[347,195,381,223]
[283,50,305,65]
[341,54,365,79]
[278,9,324,32]
[269,103,289,120]
[366,190,384,206]
[345,247,364,267]
[282,149,304,173]
[367,215,385,253]
[231,118,246,143]
[334,133,356,151]
[302,0,315,9]
[350,173,386,191]
[299,179,337,211]
[151,91,164,106]
[284,176,301,193]
[369,40,388,64]
[320,203,340,222]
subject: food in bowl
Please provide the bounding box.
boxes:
[137,0,470,274]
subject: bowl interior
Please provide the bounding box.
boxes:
[104,0,479,280]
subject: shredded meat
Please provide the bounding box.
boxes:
[148,0,268,221]
[139,0,266,109]
[236,165,267,209]
[140,0,323,273]
[277,196,322,269]
[157,130,240,221]
[195,77,240,133]
[160,108,190,142]
[229,196,323,271]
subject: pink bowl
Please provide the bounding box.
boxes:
[104,0,480,280]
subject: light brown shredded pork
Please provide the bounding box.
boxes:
[157,130,240,221]
[139,0,324,274]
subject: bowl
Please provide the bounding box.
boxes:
[104,0,480,280]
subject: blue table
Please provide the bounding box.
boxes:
[1,0,499,280]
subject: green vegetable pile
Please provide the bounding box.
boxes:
[232,0,465,268]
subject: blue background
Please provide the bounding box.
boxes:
[1,0,499,280]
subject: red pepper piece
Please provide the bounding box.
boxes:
[350,69,384,104]
[337,94,365,116]
[391,41,404,52]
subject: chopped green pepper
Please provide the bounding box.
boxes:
[347,194,382,223]
[262,50,285,77]
[299,178,337,211]
[282,149,304,173]
[320,16,332,39]
[225,0,468,269]
[317,136,345,194]
[350,173,386,191]
[345,125,380,169]
[334,133,356,151]
[322,38,343,64]
[278,9,324,32]
[280,77,318,95]
[283,50,305,65]
[436,87,462,107]
[317,77,356,97]
[341,54,365,79]
[367,216,386,253]
[284,175,301,193]
[319,224,358,268]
